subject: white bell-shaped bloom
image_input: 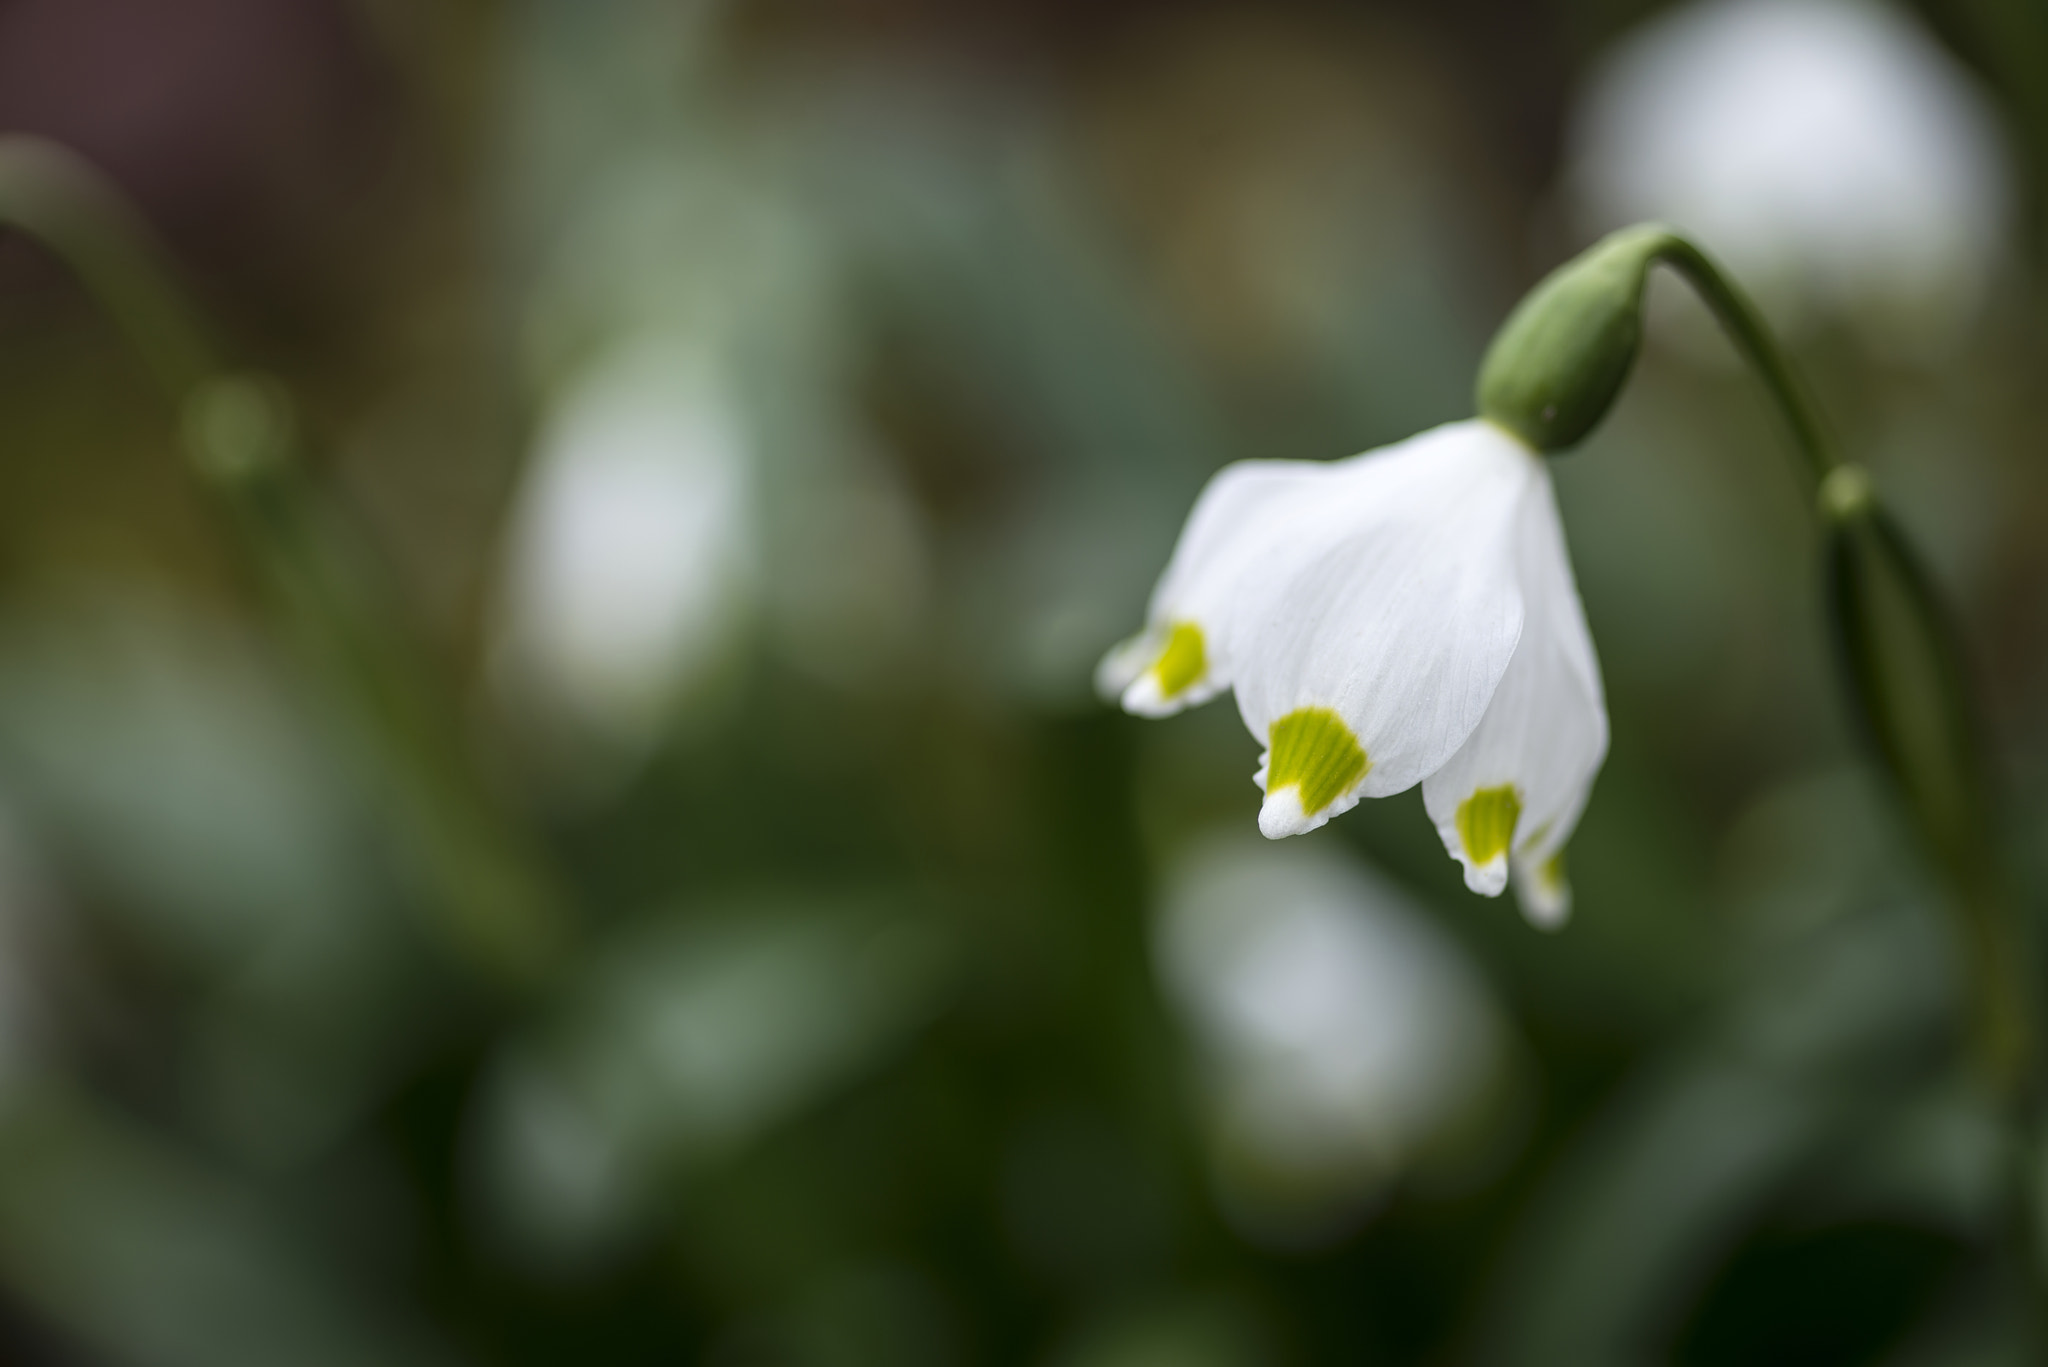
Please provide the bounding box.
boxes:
[1102,418,1606,924]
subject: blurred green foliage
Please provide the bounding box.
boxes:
[1,0,2047,1364]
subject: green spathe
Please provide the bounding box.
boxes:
[1476,224,1674,453]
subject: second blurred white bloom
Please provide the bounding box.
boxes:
[1571,0,2010,354]
[1158,838,1508,1244]
[496,338,755,751]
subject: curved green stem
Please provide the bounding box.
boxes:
[0,137,218,401]
[1484,219,2045,1327]
[1656,231,2045,1321]
[1479,223,1835,498]
[1644,244,2033,1090]
[0,135,570,990]
[1644,235,1840,491]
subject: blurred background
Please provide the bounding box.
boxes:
[0,0,2046,1362]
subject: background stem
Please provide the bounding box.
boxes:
[0,135,569,990]
[0,137,218,398]
[1647,227,2046,1327]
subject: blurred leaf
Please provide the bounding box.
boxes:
[0,585,376,971]
[1474,892,1971,1365]
[474,893,960,1270]
[0,1083,459,1367]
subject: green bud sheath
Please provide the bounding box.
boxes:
[1822,481,1986,881]
[1825,477,2030,1092]
[1477,225,1676,452]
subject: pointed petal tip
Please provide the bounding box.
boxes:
[1258,785,1323,839]
[1094,639,1149,705]
[1100,624,1219,717]
[1515,868,1572,931]
[1121,674,1229,718]
[1119,672,1185,718]
[1460,858,1510,898]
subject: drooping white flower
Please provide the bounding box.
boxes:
[1101,418,1606,924]
[1569,0,2010,355]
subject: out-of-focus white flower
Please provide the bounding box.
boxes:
[518,156,929,705]
[1570,0,2010,354]
[495,337,754,750]
[1157,837,1507,1244]
[1100,418,1604,926]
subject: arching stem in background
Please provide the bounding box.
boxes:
[0,135,569,992]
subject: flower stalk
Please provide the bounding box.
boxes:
[1478,224,1837,490]
[0,135,569,990]
[1488,223,2044,1312]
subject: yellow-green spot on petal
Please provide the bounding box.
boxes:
[1457,785,1523,868]
[1539,848,1567,893]
[1152,621,1206,699]
[1266,707,1369,815]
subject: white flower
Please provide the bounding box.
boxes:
[1569,0,2010,355]
[1101,418,1606,925]
[1155,836,1506,1245]
[496,337,754,749]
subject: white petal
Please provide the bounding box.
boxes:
[1093,631,1160,703]
[1102,460,1333,718]
[1256,783,1313,841]
[1512,848,1574,930]
[1422,461,1607,917]
[1230,420,1536,833]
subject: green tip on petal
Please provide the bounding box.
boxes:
[1153,621,1207,699]
[1260,707,1369,836]
[1456,784,1523,869]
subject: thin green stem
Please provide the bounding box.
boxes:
[1646,234,1841,492]
[1646,227,2045,1325]
[0,137,217,401]
[0,134,570,990]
